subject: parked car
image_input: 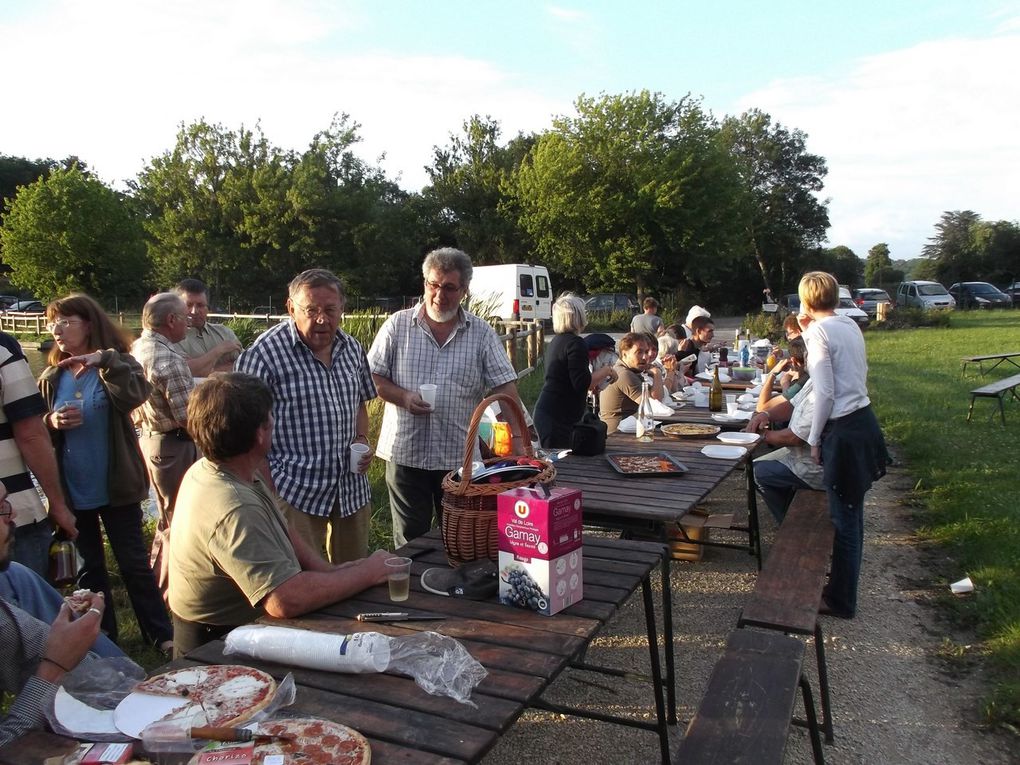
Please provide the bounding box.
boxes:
[852,288,893,318]
[1002,281,1020,301]
[896,281,955,311]
[583,293,640,314]
[0,295,18,310]
[780,292,869,327]
[5,300,45,313]
[948,282,1013,310]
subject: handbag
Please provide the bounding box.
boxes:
[571,407,607,456]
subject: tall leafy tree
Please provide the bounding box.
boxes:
[921,210,982,285]
[718,110,830,298]
[864,243,893,286]
[508,91,747,294]
[0,164,148,303]
[421,115,535,264]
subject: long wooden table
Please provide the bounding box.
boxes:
[551,428,760,728]
[178,532,669,764]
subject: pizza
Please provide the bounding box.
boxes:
[607,453,687,475]
[134,665,276,727]
[660,423,721,438]
[187,718,371,765]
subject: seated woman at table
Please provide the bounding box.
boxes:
[598,333,655,434]
[797,271,888,619]
[756,336,809,415]
[651,333,685,394]
[534,294,616,448]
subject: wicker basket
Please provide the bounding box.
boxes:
[441,393,556,567]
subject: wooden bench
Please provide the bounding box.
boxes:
[961,351,1020,377]
[967,372,1020,424]
[676,629,825,764]
[737,489,836,743]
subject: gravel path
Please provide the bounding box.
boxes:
[482,464,1015,764]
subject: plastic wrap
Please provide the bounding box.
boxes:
[224,625,486,705]
[45,656,145,742]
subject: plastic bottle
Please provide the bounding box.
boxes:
[635,379,654,442]
[739,338,750,368]
[709,367,724,412]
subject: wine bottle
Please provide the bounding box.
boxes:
[709,366,724,412]
[635,379,654,442]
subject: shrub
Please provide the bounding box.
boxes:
[742,311,785,342]
[868,307,952,331]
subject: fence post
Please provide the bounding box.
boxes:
[505,325,516,370]
[527,323,537,370]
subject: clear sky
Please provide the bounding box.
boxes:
[1,0,1018,263]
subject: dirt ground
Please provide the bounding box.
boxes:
[481,464,1017,764]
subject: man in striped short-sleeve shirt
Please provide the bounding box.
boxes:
[236,269,376,564]
[368,248,522,547]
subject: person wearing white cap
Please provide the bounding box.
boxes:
[681,305,711,339]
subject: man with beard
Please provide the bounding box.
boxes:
[598,333,656,434]
[0,483,109,746]
[368,248,522,546]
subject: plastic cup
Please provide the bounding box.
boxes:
[349,442,370,472]
[62,399,84,424]
[419,384,437,407]
[385,557,412,602]
[727,401,739,417]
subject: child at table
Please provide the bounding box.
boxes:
[797,271,888,619]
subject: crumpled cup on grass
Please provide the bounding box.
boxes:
[950,576,974,595]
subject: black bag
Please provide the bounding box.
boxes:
[571,408,607,456]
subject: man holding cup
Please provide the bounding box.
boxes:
[169,373,391,657]
[368,248,522,547]
[236,269,376,564]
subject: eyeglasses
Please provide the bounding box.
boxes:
[424,280,463,295]
[0,499,12,520]
[46,319,84,332]
[292,303,342,320]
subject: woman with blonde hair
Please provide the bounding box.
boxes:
[797,271,887,619]
[39,294,173,652]
[534,294,615,447]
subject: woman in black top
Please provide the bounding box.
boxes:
[534,294,616,448]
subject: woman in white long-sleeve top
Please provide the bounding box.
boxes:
[797,272,888,619]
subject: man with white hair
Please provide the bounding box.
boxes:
[132,292,197,595]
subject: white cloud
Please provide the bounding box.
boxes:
[0,0,566,190]
[736,23,1020,260]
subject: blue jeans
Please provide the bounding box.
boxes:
[0,562,124,658]
[823,489,865,617]
[385,462,448,547]
[74,503,173,646]
[753,459,813,524]
[10,518,52,579]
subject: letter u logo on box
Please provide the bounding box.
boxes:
[514,500,530,520]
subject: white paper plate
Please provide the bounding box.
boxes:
[716,432,761,446]
[671,391,691,402]
[617,417,662,434]
[114,691,204,738]
[737,393,755,404]
[712,411,752,423]
[701,444,747,459]
[54,687,120,737]
[695,371,731,383]
[747,385,762,395]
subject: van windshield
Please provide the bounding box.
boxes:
[918,284,948,296]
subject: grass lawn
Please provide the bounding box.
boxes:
[865,309,1020,727]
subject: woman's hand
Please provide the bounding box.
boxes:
[48,403,84,430]
[57,351,103,378]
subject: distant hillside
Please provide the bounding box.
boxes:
[894,258,926,280]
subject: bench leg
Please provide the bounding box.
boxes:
[799,674,827,765]
[999,394,1006,426]
[745,463,763,570]
[967,395,976,422]
[815,623,834,743]
[659,551,678,725]
[641,574,672,764]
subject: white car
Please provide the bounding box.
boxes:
[836,287,870,328]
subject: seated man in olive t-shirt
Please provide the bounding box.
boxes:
[168,373,393,657]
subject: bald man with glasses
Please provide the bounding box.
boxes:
[368,247,523,547]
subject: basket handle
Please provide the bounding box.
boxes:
[455,392,534,491]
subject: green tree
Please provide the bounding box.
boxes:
[0,165,148,303]
[421,115,535,264]
[508,91,747,295]
[864,243,892,286]
[718,109,830,299]
[921,210,982,285]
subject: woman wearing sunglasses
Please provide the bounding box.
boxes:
[39,294,173,653]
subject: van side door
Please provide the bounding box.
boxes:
[518,272,535,319]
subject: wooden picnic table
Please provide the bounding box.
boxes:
[961,351,1020,377]
[552,428,759,732]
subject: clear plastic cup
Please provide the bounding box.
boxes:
[419,384,437,407]
[385,557,412,602]
[349,442,370,472]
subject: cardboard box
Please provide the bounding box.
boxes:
[497,486,583,615]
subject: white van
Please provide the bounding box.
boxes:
[469,264,553,323]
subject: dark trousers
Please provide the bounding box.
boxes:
[385,462,449,547]
[74,502,173,645]
[172,612,234,659]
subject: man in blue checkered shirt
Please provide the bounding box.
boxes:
[236,269,377,564]
[368,248,523,546]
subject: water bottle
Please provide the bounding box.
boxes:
[635,379,654,443]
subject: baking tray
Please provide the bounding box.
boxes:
[605,452,688,476]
